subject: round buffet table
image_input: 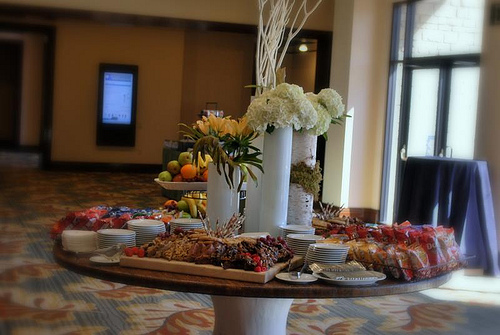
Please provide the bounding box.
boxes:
[54,244,451,335]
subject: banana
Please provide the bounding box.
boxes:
[197,152,213,172]
[196,202,206,217]
[182,197,198,218]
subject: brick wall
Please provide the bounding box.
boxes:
[406,0,484,57]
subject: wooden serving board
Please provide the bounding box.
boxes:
[120,256,303,283]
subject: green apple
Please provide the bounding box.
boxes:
[158,171,172,181]
[167,160,181,175]
[180,212,192,218]
[178,152,193,166]
[177,200,189,212]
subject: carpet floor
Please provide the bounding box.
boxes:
[1,152,499,334]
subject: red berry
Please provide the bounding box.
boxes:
[254,266,262,272]
[262,266,267,271]
[124,248,134,257]
[252,255,260,262]
[137,248,145,258]
[132,247,139,255]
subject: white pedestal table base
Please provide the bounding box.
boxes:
[211,295,294,335]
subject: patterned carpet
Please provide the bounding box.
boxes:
[1,152,499,334]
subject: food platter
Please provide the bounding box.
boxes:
[120,255,303,283]
[154,178,207,191]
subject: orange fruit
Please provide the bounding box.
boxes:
[172,174,184,182]
[163,200,177,209]
[180,164,197,180]
[201,169,208,182]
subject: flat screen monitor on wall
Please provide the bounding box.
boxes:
[96,63,138,146]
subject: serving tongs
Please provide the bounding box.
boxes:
[288,249,311,280]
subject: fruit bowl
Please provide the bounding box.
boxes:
[154,178,207,191]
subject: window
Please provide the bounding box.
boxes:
[380,0,484,224]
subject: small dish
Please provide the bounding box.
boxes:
[89,255,120,264]
[275,272,318,284]
[312,271,386,286]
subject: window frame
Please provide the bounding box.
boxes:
[380,0,481,223]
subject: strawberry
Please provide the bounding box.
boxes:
[137,248,145,258]
[124,248,134,257]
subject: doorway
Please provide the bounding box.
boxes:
[0,22,55,168]
[0,41,22,148]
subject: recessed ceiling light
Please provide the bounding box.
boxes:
[299,44,308,52]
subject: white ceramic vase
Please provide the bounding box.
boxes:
[243,135,264,232]
[207,163,240,227]
[259,126,293,236]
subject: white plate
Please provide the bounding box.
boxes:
[97,229,136,236]
[170,224,202,227]
[309,243,349,250]
[127,219,164,227]
[287,234,323,240]
[89,255,120,264]
[312,271,386,286]
[170,218,203,224]
[282,225,314,230]
[128,227,164,231]
[275,272,318,284]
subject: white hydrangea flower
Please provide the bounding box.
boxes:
[318,88,345,118]
[306,94,331,136]
[246,83,318,132]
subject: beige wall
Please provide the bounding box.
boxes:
[180,30,255,127]
[51,20,185,164]
[323,0,392,210]
[475,0,500,248]
[0,0,335,32]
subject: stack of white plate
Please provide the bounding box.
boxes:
[127,219,166,246]
[97,229,136,248]
[170,218,203,232]
[62,230,97,252]
[306,243,350,265]
[279,225,315,238]
[286,234,324,256]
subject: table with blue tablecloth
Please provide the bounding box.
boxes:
[396,156,500,276]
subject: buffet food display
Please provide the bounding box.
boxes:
[52,203,465,285]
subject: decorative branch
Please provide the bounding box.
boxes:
[200,213,245,238]
[255,0,323,95]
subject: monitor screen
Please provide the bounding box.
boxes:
[101,72,134,125]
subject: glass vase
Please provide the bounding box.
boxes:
[259,126,293,236]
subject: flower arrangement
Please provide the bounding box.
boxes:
[246,83,346,137]
[246,83,317,133]
[181,115,263,191]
